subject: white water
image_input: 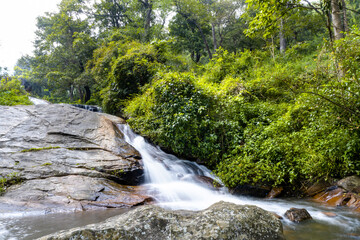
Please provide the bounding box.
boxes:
[28,96,49,105]
[118,124,360,238]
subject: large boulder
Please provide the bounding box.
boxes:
[38,201,285,240]
[337,175,360,193]
[0,104,148,213]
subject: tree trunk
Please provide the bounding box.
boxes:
[69,85,74,101]
[342,0,349,32]
[212,23,217,52]
[138,0,152,41]
[331,0,344,40]
[84,86,91,103]
[279,18,286,54]
[196,22,212,59]
[326,11,334,42]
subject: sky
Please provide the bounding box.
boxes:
[0,0,61,72]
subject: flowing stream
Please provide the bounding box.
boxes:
[1,123,359,239]
[118,124,360,240]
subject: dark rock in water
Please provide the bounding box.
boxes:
[285,208,312,223]
[231,184,271,198]
[266,187,284,199]
[180,175,223,190]
[72,104,102,112]
[337,175,360,193]
[0,104,147,213]
[38,201,285,240]
[196,175,223,189]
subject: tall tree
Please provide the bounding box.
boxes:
[33,0,96,102]
[331,0,344,40]
[172,0,244,59]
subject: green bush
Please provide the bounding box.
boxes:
[0,78,32,106]
[89,39,187,115]
[125,72,245,166]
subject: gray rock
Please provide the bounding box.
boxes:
[337,175,360,193]
[38,201,285,240]
[0,104,148,212]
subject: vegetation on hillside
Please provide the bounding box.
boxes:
[6,0,360,189]
[0,67,32,106]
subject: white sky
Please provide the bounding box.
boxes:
[0,0,61,72]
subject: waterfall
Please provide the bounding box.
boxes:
[118,124,241,210]
[118,124,360,236]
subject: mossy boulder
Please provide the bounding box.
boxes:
[38,201,285,240]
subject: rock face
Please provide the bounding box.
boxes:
[284,208,312,223]
[38,201,285,240]
[0,104,149,213]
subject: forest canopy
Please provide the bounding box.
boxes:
[6,0,360,189]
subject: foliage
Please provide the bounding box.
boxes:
[0,77,32,106]
[125,72,245,166]
[88,38,187,114]
[21,146,61,152]
[0,172,22,194]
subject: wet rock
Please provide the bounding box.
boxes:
[181,175,223,190]
[314,188,355,207]
[196,176,223,189]
[231,184,271,198]
[38,201,285,240]
[346,194,360,211]
[0,104,147,213]
[271,212,283,220]
[284,208,312,223]
[303,179,333,197]
[337,175,360,193]
[266,187,283,199]
[312,176,360,212]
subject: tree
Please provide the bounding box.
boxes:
[93,0,132,29]
[172,0,244,59]
[244,0,349,54]
[32,0,97,102]
[169,13,210,62]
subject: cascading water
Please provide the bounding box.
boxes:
[119,124,360,239]
[118,124,240,210]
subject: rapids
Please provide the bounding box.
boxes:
[0,123,359,239]
[118,124,360,240]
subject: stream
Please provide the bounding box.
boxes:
[1,122,359,239]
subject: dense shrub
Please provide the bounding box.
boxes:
[125,72,245,166]
[88,39,187,115]
[0,78,32,106]
[125,38,360,188]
